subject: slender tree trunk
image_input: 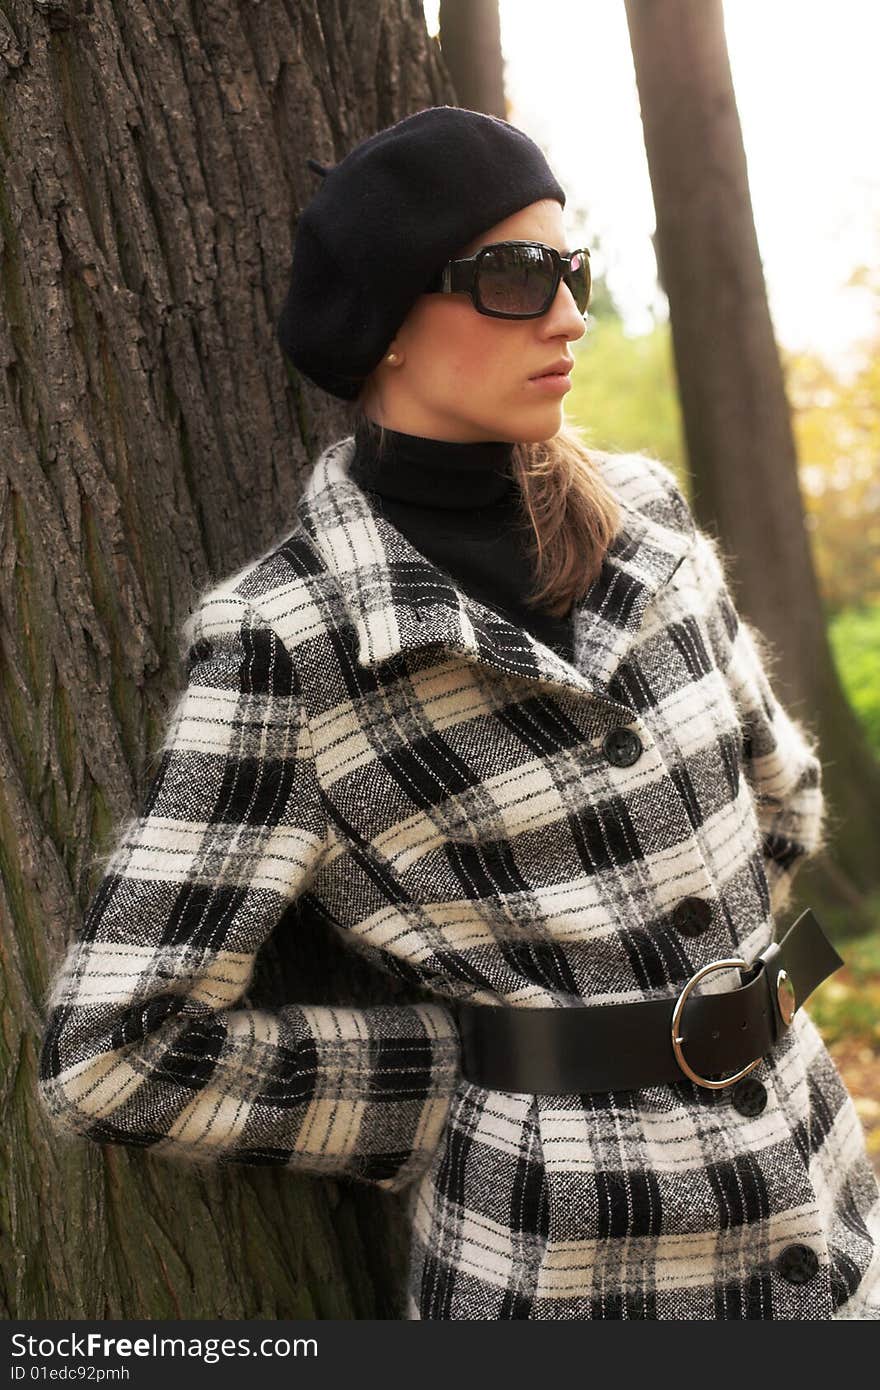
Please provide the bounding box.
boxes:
[438,0,505,117]
[623,0,880,924]
[1,0,456,1319]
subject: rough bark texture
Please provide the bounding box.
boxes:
[623,0,880,920]
[1,0,457,1319]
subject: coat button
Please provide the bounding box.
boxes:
[603,726,643,767]
[731,1076,767,1117]
[775,1244,819,1285]
[672,897,713,937]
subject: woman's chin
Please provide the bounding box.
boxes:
[511,404,565,443]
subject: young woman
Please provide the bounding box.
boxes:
[38,106,880,1320]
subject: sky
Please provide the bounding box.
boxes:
[424,0,880,377]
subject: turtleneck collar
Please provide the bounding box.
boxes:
[350,418,517,508]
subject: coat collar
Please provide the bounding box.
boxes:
[294,434,695,702]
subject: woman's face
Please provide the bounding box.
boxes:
[359,199,587,443]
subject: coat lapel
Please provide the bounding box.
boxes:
[294,434,695,702]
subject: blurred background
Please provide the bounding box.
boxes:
[425,0,880,1168]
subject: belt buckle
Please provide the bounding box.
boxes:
[670,956,763,1090]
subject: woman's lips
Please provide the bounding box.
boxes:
[527,371,572,394]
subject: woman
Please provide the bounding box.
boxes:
[38,106,880,1319]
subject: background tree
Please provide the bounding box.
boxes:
[623,0,880,926]
[437,0,505,116]
[1,0,459,1321]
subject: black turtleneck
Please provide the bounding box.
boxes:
[349,420,575,663]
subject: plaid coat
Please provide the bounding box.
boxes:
[38,434,880,1320]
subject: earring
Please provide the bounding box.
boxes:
[386,351,399,364]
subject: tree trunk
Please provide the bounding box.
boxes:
[1,0,456,1319]
[438,0,505,117]
[623,0,880,926]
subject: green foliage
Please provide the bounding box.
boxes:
[828,603,880,756]
[808,919,880,1046]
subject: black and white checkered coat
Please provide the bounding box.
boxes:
[38,435,880,1319]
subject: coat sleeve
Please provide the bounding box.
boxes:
[692,526,828,917]
[37,589,461,1194]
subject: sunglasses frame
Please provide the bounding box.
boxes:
[423,239,592,319]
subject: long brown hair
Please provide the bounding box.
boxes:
[344,403,622,619]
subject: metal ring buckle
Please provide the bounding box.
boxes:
[670,956,763,1090]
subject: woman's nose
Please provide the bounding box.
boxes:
[545,279,588,339]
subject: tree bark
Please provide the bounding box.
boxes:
[623,0,880,923]
[438,0,505,117]
[1,0,455,1319]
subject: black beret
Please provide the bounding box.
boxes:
[276,105,566,401]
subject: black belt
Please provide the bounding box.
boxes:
[453,908,843,1093]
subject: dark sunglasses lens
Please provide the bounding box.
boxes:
[476,244,556,316]
[566,250,591,314]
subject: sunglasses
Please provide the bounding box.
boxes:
[423,239,592,319]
